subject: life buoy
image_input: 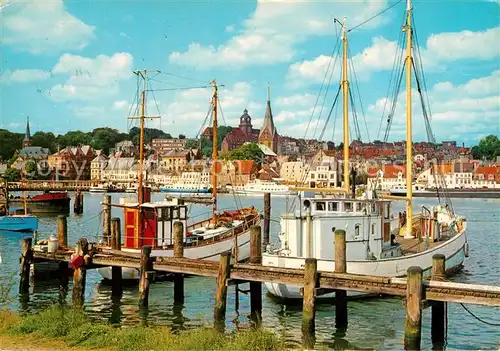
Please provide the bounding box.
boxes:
[71,255,84,269]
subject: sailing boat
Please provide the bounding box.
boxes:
[98,74,260,280]
[0,180,38,232]
[262,4,468,299]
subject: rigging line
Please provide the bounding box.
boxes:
[147,80,162,118]
[218,98,228,126]
[377,9,407,140]
[412,15,433,122]
[348,84,362,141]
[411,58,434,143]
[459,303,500,326]
[348,46,370,142]
[312,35,342,141]
[348,0,403,33]
[383,63,405,142]
[148,77,186,87]
[148,85,211,92]
[303,33,342,139]
[319,85,342,142]
[196,102,214,139]
[158,71,208,85]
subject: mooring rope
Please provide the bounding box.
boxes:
[459,303,500,326]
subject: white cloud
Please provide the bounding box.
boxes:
[48,52,134,102]
[169,0,389,69]
[1,0,95,54]
[287,26,500,86]
[0,69,50,84]
[225,25,235,33]
[112,100,129,110]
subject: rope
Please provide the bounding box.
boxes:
[459,303,500,326]
[348,0,403,33]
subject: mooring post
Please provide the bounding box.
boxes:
[334,229,348,330]
[73,190,80,214]
[103,195,111,244]
[263,192,271,249]
[72,238,89,307]
[214,251,231,330]
[173,221,184,303]
[111,217,122,297]
[249,225,262,325]
[79,191,84,212]
[431,254,446,350]
[138,245,153,308]
[57,215,67,247]
[302,257,318,349]
[19,238,33,294]
[404,266,423,350]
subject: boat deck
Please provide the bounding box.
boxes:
[395,232,452,255]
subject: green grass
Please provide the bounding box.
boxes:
[0,306,285,351]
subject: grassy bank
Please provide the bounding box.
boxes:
[0,307,284,351]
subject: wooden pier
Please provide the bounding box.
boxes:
[20,218,500,350]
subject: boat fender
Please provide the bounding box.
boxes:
[71,255,84,269]
[84,254,92,265]
[464,242,469,258]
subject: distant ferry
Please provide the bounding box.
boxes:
[159,183,212,194]
[227,180,297,196]
[389,184,431,196]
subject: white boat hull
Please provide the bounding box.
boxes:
[263,230,467,299]
[98,228,252,280]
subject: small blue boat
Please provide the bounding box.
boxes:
[159,186,212,194]
[0,215,39,232]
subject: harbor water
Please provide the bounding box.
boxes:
[0,192,499,349]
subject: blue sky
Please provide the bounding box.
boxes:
[1,0,499,146]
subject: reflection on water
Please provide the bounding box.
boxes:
[0,193,499,349]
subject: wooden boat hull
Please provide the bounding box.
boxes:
[262,229,467,299]
[10,195,70,215]
[0,215,38,232]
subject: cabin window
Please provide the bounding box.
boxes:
[371,203,377,214]
[344,202,352,212]
[144,208,155,220]
[179,206,186,219]
[354,224,360,238]
[328,202,338,211]
[355,202,362,212]
[316,202,326,211]
[173,207,180,219]
[371,223,376,236]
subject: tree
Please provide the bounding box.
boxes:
[90,127,125,154]
[129,127,170,144]
[24,161,38,180]
[471,135,500,160]
[0,130,23,162]
[222,143,264,164]
[184,139,199,149]
[2,168,21,182]
[179,134,186,139]
[31,131,57,152]
[56,131,91,149]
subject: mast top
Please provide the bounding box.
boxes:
[342,16,347,38]
[406,0,412,11]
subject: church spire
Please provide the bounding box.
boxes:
[258,85,278,153]
[23,116,32,147]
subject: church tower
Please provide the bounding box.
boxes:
[238,109,253,135]
[23,116,32,147]
[258,86,279,153]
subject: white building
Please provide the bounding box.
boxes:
[280,161,309,183]
[91,154,108,181]
[367,165,406,191]
[306,161,338,188]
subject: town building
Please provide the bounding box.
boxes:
[11,118,50,173]
[91,154,108,180]
[152,138,194,155]
[161,150,192,173]
[220,109,259,152]
[280,161,309,183]
[367,165,406,191]
[306,161,339,188]
[48,145,96,180]
[258,88,279,154]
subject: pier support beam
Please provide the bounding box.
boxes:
[249,225,262,325]
[72,238,89,307]
[73,190,83,214]
[302,257,318,349]
[103,195,111,244]
[173,221,184,304]
[214,251,231,330]
[111,218,122,297]
[431,254,446,350]
[138,246,153,308]
[334,229,348,331]
[19,238,33,294]
[404,266,423,350]
[57,215,67,248]
[263,192,271,249]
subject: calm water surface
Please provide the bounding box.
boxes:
[0,192,499,349]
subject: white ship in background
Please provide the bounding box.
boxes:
[227,180,297,196]
[262,3,468,300]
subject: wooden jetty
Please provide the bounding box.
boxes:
[20,214,500,350]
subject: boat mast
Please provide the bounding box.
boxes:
[342,17,350,194]
[211,80,218,225]
[130,70,160,205]
[404,0,414,237]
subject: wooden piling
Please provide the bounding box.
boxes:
[73,190,81,214]
[138,245,153,308]
[431,254,446,350]
[57,215,67,247]
[404,266,423,350]
[214,251,231,328]
[103,195,111,244]
[249,225,262,325]
[263,192,271,248]
[19,238,32,294]
[302,257,318,349]
[72,238,89,306]
[173,221,184,303]
[111,218,122,297]
[79,191,84,212]
[334,229,348,330]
